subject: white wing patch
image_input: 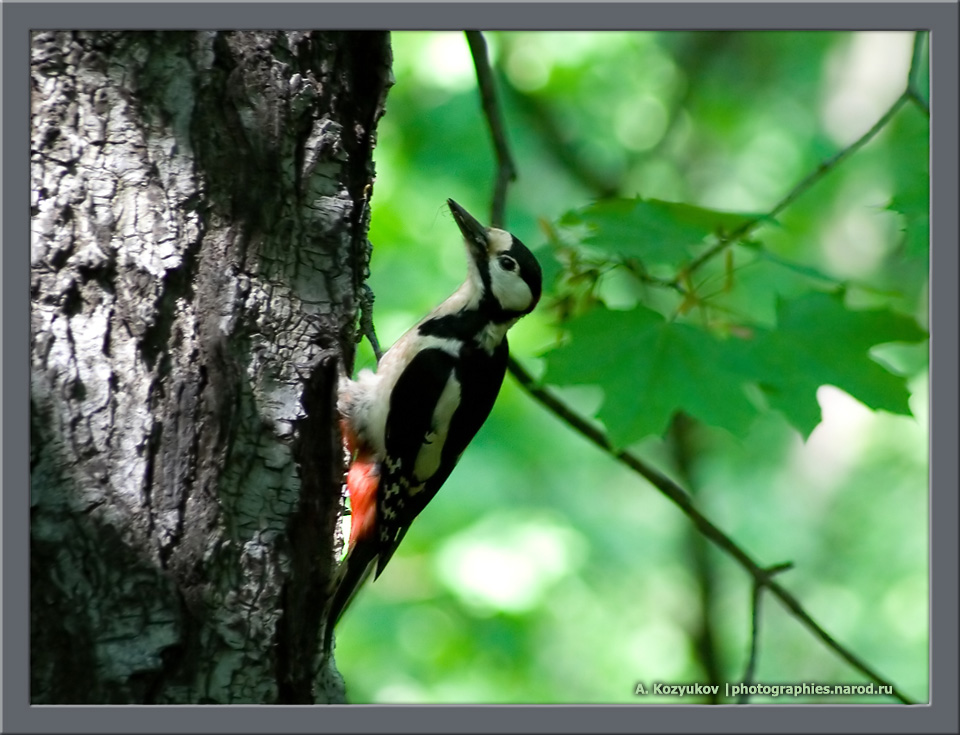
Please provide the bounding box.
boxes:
[413,372,461,485]
[342,331,462,461]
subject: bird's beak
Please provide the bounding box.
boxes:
[448,199,489,260]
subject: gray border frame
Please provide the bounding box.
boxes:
[4,3,957,734]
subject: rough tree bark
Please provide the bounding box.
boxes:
[30,30,392,704]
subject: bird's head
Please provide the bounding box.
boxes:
[448,199,542,320]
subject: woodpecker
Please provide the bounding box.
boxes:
[324,199,542,654]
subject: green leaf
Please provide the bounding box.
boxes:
[541,292,927,445]
[740,240,847,287]
[541,305,758,446]
[888,190,928,219]
[888,189,928,264]
[885,101,929,265]
[559,197,765,268]
[537,245,566,295]
[895,213,929,263]
[742,291,928,437]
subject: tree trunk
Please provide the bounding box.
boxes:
[30,30,392,704]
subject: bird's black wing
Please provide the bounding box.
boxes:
[376,347,459,575]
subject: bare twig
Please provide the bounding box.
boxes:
[738,561,794,703]
[906,31,930,116]
[499,34,732,201]
[504,82,620,200]
[466,30,915,705]
[680,35,927,281]
[739,578,765,702]
[359,280,383,362]
[621,257,686,295]
[465,31,516,228]
[680,90,911,282]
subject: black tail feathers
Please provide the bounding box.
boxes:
[322,537,377,657]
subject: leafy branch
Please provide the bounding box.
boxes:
[506,356,912,704]
[465,29,922,704]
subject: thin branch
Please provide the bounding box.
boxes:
[465,31,516,229]
[500,34,732,202]
[738,562,793,703]
[682,38,927,280]
[466,31,915,706]
[906,31,930,117]
[359,280,383,362]
[739,579,764,703]
[620,257,686,295]
[507,357,913,704]
[907,31,927,91]
[680,90,911,282]
[504,80,620,200]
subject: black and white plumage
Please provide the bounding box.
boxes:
[324,199,542,654]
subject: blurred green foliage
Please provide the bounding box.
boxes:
[336,30,929,704]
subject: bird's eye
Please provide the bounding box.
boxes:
[498,255,516,271]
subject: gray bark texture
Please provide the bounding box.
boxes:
[30,30,392,704]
